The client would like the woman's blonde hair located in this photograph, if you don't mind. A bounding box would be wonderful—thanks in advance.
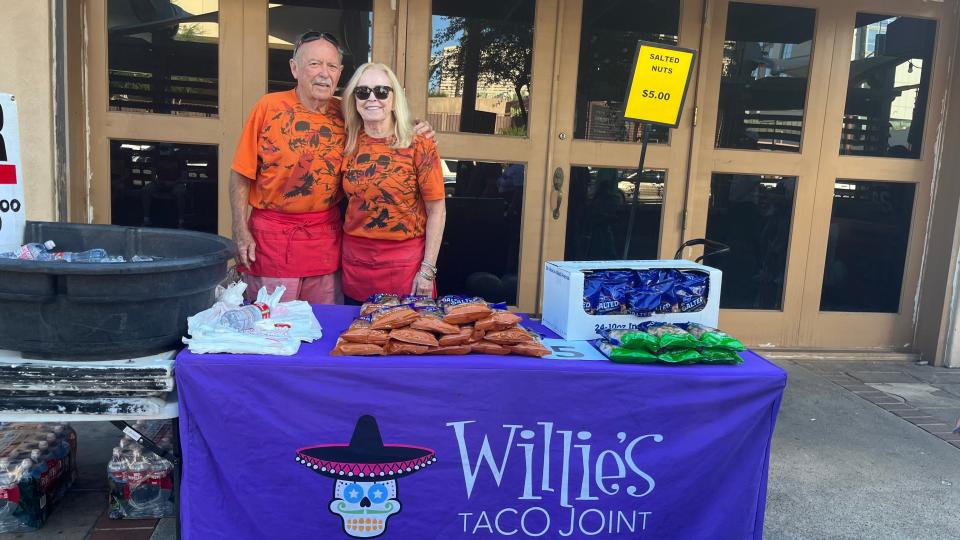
[342,63,413,154]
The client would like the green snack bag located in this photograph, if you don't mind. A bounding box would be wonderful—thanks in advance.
[656,348,703,364]
[610,347,660,364]
[596,340,659,364]
[639,322,699,350]
[599,328,659,353]
[699,347,744,365]
[685,323,746,351]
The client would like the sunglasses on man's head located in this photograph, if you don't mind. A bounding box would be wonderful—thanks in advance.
[354,85,393,100]
[293,31,340,56]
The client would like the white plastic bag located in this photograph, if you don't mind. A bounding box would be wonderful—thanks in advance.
[183,283,323,355]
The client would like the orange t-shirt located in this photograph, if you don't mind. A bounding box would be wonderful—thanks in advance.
[341,133,445,240]
[231,90,345,213]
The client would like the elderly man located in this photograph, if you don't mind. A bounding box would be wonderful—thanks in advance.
[230,31,431,304]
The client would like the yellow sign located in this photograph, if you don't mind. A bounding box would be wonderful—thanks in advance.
[623,41,697,127]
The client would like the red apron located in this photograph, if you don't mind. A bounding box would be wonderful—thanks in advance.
[341,234,432,301]
[243,208,341,278]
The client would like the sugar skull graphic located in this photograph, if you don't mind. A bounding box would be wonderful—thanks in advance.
[296,415,437,538]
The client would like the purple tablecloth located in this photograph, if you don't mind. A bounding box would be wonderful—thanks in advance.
[176,305,786,540]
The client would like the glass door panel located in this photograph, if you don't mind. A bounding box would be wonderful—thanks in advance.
[437,159,525,304]
[565,166,665,261]
[573,0,680,144]
[429,0,535,137]
[107,0,221,116]
[840,14,937,159]
[819,180,915,313]
[715,2,816,152]
[705,174,796,310]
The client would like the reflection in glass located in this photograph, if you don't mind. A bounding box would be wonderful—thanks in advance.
[841,15,936,158]
[574,0,680,144]
[705,174,796,310]
[267,1,373,94]
[565,167,664,261]
[110,140,218,234]
[430,1,534,136]
[107,0,219,116]
[821,181,915,313]
[716,3,816,152]
[437,160,524,304]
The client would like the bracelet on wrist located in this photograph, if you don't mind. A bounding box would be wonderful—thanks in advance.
[417,271,435,281]
[420,261,437,272]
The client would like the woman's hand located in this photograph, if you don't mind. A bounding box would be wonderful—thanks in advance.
[411,272,434,297]
[413,119,436,140]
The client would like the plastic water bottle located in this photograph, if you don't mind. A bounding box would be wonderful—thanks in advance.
[106,447,127,518]
[148,454,174,515]
[42,248,124,263]
[35,442,50,467]
[0,240,56,260]
[0,458,18,533]
[26,450,47,515]
[219,303,271,331]
[127,448,160,516]
[107,448,125,482]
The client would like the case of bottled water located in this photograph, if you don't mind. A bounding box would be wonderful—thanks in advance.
[0,422,77,532]
[107,419,175,519]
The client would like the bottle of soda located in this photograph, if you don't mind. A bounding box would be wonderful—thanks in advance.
[219,303,271,331]
[0,458,19,533]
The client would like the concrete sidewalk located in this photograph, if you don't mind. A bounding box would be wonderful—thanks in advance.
[766,359,960,539]
[2,358,958,539]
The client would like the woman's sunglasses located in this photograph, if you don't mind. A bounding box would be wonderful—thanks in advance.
[354,85,393,100]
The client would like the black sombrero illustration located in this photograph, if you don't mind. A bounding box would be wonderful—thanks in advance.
[295,415,437,479]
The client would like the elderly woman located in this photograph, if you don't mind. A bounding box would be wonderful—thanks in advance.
[339,63,447,303]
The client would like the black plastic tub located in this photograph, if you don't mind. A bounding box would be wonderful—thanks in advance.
[0,221,235,360]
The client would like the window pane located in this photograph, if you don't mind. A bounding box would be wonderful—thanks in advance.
[108,0,219,116]
[430,1,535,137]
[574,0,679,144]
[841,15,936,158]
[438,160,524,304]
[706,174,796,310]
[110,140,218,234]
[565,167,664,260]
[715,3,815,152]
[820,181,915,312]
[267,1,373,95]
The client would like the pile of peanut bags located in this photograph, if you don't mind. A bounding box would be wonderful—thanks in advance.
[332,294,550,357]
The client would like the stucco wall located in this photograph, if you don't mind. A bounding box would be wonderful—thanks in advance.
[0,2,56,222]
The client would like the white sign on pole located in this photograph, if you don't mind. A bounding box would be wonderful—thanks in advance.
[0,93,25,251]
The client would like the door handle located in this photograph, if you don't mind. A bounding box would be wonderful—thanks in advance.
[552,167,564,220]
